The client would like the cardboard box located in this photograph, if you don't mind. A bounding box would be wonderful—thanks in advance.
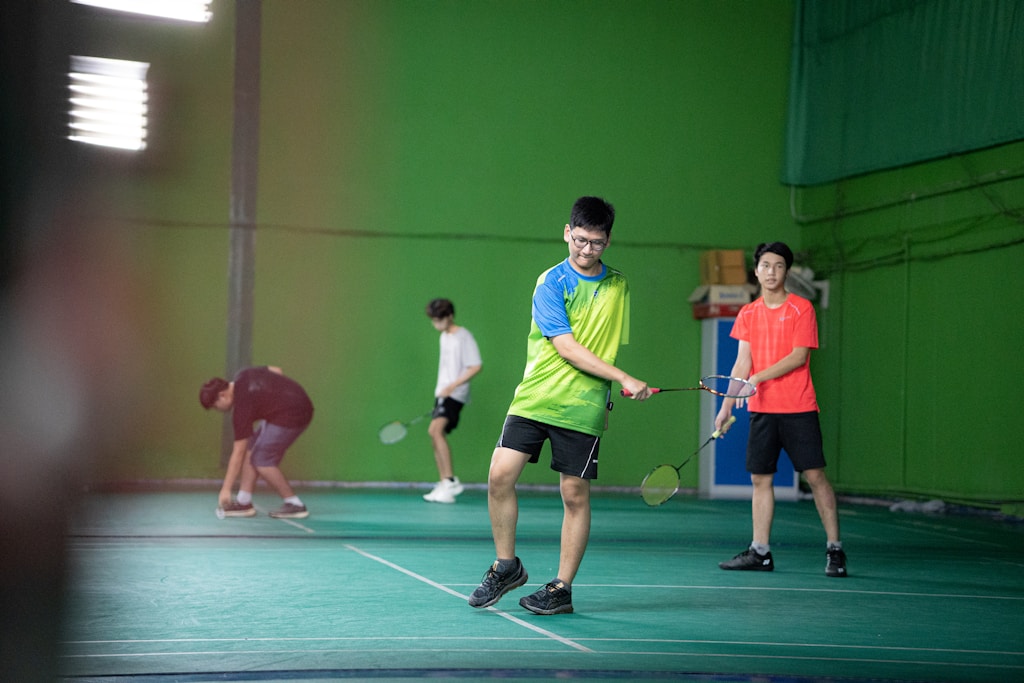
[688,284,756,319]
[700,249,747,285]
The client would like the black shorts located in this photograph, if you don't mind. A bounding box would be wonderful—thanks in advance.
[432,397,465,434]
[747,411,826,474]
[496,415,600,479]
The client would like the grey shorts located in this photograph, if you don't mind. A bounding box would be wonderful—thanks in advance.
[497,415,600,480]
[249,422,306,467]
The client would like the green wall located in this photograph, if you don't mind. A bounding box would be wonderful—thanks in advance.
[796,141,1024,510]
[89,0,797,490]
[77,1,1023,510]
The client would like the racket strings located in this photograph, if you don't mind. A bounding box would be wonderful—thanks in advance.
[640,465,680,506]
[378,421,408,445]
[701,374,756,398]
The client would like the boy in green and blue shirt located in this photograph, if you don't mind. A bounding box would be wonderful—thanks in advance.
[508,258,631,437]
[469,196,652,615]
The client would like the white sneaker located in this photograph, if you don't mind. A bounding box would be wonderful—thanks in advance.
[424,477,463,504]
[446,477,464,496]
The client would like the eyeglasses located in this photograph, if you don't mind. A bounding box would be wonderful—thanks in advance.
[569,231,608,252]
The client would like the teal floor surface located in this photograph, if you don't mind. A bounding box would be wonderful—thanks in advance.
[60,487,1024,682]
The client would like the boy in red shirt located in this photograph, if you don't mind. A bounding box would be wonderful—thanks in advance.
[715,242,846,577]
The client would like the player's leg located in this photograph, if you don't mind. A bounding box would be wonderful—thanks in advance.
[238,448,259,495]
[255,463,308,518]
[250,423,309,518]
[488,445,531,558]
[518,426,597,614]
[804,467,839,541]
[468,444,531,608]
[782,413,846,576]
[780,413,836,540]
[805,467,846,576]
[720,413,778,571]
[221,443,258,517]
[427,415,453,480]
[556,473,591,585]
[751,472,776,546]
[254,464,297,499]
[424,413,461,503]
[425,399,466,503]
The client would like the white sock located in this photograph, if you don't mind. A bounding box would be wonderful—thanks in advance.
[751,542,770,555]
[236,490,253,505]
[284,496,303,507]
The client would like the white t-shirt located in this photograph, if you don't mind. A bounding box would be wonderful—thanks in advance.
[435,326,482,403]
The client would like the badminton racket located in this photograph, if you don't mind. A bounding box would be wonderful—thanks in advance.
[621,374,756,399]
[378,411,433,444]
[640,415,736,506]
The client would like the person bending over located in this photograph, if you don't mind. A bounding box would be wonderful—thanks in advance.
[200,365,313,519]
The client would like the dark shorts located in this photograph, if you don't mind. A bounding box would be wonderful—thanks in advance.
[747,411,826,474]
[249,421,307,468]
[431,397,465,434]
[496,415,600,480]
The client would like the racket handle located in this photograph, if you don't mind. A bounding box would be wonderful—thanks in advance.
[620,388,661,397]
[711,415,737,438]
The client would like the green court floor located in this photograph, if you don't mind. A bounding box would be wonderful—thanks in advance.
[60,486,1024,682]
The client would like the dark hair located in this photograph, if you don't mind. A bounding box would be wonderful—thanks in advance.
[426,298,455,319]
[754,241,794,269]
[199,377,229,409]
[570,196,615,236]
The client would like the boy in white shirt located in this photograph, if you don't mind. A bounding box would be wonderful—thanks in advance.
[424,299,482,503]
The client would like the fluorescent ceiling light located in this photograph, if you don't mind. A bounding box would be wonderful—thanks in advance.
[71,0,212,23]
[68,56,150,151]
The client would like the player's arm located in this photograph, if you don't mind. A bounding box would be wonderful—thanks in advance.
[715,343,811,431]
[749,346,810,385]
[439,364,482,398]
[747,302,815,386]
[460,364,482,384]
[716,340,753,429]
[219,438,249,507]
[549,333,651,400]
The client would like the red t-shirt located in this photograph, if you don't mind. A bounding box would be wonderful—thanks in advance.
[731,293,819,414]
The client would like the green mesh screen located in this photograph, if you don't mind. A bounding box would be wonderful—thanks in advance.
[782,0,1024,186]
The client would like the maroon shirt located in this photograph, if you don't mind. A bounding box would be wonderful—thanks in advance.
[231,367,314,440]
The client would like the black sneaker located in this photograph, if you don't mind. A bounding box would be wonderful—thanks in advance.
[719,548,774,571]
[468,558,528,608]
[221,501,256,518]
[519,580,573,615]
[826,547,847,577]
[269,503,309,519]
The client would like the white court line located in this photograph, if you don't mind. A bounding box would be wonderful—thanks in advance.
[60,645,1024,673]
[343,543,593,653]
[566,583,1024,601]
[445,581,1024,602]
[63,635,1024,657]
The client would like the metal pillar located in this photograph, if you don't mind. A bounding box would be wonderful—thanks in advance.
[222,0,261,464]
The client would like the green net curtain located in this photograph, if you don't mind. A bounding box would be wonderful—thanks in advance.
[782,0,1024,186]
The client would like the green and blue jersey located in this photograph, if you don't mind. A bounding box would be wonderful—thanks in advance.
[507,259,630,436]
